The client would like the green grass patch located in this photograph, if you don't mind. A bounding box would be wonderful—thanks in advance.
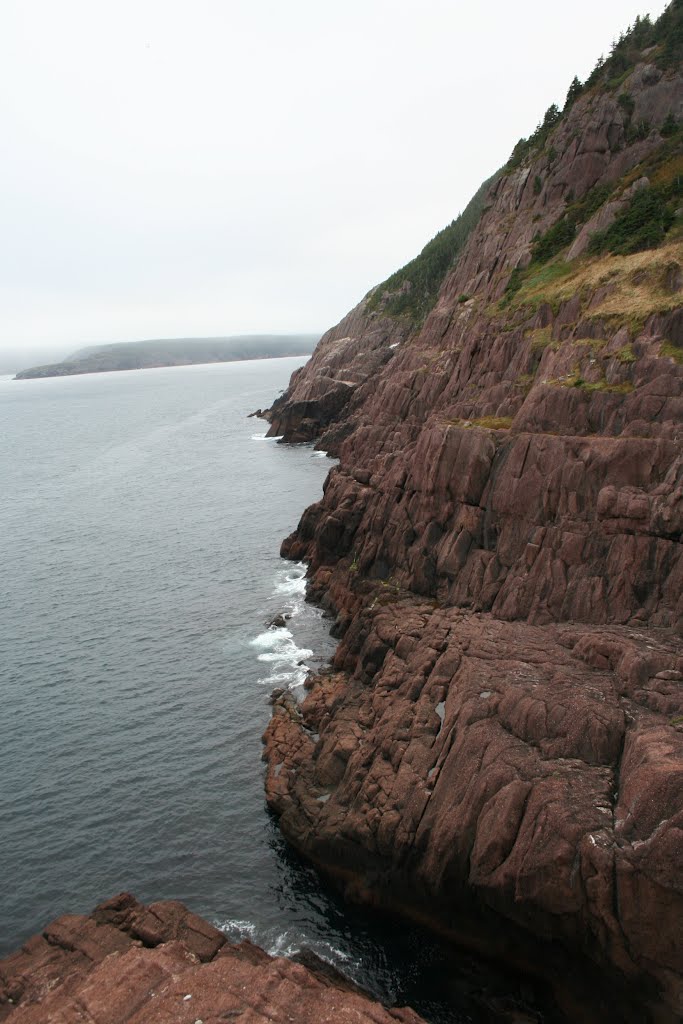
[614,344,637,364]
[574,337,608,354]
[581,379,635,394]
[506,261,574,312]
[544,366,634,394]
[527,326,557,350]
[660,341,683,364]
[516,372,536,390]
[446,416,514,430]
[471,416,514,429]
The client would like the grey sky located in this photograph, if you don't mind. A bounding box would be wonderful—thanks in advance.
[0,0,669,357]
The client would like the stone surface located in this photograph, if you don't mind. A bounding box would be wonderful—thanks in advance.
[259,50,683,1024]
[265,609,682,1007]
[0,895,425,1023]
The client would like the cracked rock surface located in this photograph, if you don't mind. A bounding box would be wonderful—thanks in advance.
[264,607,683,1018]
[260,55,683,1024]
[0,894,425,1024]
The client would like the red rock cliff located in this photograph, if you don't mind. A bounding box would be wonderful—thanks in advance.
[262,19,683,1024]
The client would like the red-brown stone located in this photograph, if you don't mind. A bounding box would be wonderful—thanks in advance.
[0,896,425,1024]
[259,54,683,1024]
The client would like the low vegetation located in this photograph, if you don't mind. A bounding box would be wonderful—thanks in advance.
[527,326,559,350]
[366,172,501,325]
[588,183,680,255]
[507,2,683,170]
[447,416,514,430]
[531,184,613,263]
[505,241,683,326]
[661,340,683,363]
[545,368,634,394]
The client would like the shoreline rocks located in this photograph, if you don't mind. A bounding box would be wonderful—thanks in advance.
[0,894,426,1023]
[263,603,683,1022]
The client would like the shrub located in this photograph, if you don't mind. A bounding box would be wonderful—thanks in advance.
[366,171,500,324]
[661,112,679,138]
[502,267,524,303]
[588,186,675,255]
[626,119,651,143]
[532,217,576,262]
[618,92,635,118]
[530,183,613,263]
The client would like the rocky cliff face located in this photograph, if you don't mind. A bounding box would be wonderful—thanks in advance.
[261,27,683,1024]
[0,895,425,1023]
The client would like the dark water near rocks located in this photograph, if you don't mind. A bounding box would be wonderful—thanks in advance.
[0,359,555,1023]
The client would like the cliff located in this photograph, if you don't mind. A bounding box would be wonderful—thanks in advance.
[0,894,425,1023]
[261,8,683,1023]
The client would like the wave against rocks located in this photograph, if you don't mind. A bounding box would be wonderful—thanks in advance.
[0,894,425,1023]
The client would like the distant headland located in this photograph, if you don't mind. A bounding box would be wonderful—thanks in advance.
[13,334,320,379]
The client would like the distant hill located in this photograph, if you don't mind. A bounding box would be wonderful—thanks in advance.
[14,335,320,379]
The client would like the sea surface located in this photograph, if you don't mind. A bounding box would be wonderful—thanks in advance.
[0,359,553,1023]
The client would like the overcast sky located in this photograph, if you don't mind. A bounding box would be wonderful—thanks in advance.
[0,0,670,360]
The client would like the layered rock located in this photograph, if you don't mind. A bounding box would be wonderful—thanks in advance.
[0,894,425,1023]
[263,300,412,444]
[265,608,683,1022]
[260,44,683,1024]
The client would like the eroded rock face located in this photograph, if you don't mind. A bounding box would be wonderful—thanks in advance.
[259,53,683,1024]
[0,894,425,1023]
[263,300,413,446]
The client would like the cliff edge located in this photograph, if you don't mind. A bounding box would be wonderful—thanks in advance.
[261,8,683,1022]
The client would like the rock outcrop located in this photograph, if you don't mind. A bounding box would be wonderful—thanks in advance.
[0,894,425,1023]
[261,25,683,1024]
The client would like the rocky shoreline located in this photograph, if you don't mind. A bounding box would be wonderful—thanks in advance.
[259,44,683,1024]
[0,894,426,1023]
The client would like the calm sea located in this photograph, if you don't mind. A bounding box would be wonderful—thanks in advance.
[0,358,555,1023]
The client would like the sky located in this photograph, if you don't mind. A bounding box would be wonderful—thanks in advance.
[0,0,671,364]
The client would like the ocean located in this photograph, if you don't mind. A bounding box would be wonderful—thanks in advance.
[0,358,553,1023]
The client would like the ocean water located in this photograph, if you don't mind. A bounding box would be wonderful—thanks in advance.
[0,359,554,1023]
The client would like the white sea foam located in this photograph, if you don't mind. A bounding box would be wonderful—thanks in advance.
[250,621,312,692]
[275,565,307,598]
[219,918,258,942]
[216,918,352,965]
[251,562,325,691]
[251,626,293,650]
